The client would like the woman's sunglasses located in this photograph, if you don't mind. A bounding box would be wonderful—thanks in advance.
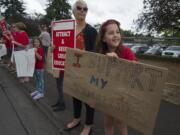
[76,6,88,12]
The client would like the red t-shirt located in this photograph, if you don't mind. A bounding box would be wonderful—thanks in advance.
[118,45,137,61]
[35,47,44,69]
[14,31,29,47]
[11,31,17,40]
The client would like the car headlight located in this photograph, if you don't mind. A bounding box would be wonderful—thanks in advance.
[174,53,178,57]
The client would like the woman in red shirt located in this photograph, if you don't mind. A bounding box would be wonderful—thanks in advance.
[2,31,13,65]
[2,24,16,69]
[12,22,29,50]
[12,22,29,83]
[95,19,136,135]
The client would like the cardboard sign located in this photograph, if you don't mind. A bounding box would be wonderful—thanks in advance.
[163,83,180,105]
[64,48,168,135]
[14,48,35,77]
[46,47,59,78]
[52,19,75,70]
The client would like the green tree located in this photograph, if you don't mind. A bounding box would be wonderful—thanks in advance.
[0,0,26,23]
[122,30,135,37]
[45,0,71,22]
[24,16,41,37]
[135,0,180,37]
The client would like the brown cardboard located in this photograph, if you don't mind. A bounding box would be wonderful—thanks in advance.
[64,48,168,135]
[46,47,59,78]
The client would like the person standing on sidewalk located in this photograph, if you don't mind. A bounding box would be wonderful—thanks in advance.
[2,30,13,68]
[95,19,136,135]
[64,0,97,135]
[51,70,66,111]
[12,22,29,83]
[30,37,45,100]
[39,24,51,60]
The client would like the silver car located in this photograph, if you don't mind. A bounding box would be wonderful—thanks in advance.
[162,46,180,58]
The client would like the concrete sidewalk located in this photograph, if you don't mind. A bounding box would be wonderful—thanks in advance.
[0,67,60,135]
[22,72,111,135]
[1,64,180,135]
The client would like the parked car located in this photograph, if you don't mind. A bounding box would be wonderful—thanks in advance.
[131,45,150,54]
[162,46,180,58]
[144,46,162,55]
[124,43,135,48]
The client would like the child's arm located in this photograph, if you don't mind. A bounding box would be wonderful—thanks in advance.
[35,48,43,60]
[106,52,119,58]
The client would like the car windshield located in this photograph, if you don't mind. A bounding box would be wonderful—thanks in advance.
[131,46,140,51]
[146,48,157,53]
[166,46,180,51]
[126,44,134,48]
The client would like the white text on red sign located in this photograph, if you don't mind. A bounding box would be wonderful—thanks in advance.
[56,31,71,37]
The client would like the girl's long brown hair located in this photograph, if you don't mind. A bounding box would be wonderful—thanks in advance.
[95,19,122,56]
[32,37,43,47]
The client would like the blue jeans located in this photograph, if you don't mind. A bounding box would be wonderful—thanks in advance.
[34,69,44,94]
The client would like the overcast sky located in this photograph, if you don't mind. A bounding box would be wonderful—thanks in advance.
[23,0,144,31]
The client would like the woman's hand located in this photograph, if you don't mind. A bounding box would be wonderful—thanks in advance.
[50,44,55,53]
[12,40,25,48]
[34,48,37,52]
[11,40,19,46]
[88,100,96,108]
[2,30,10,35]
[11,40,16,45]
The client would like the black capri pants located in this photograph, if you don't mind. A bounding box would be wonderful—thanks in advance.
[73,97,94,125]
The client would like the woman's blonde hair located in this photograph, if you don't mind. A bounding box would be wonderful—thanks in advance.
[15,22,26,30]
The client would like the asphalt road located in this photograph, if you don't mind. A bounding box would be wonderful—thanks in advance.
[0,66,60,135]
[0,84,27,135]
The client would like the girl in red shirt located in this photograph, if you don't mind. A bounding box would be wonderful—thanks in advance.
[95,19,136,135]
[30,37,45,100]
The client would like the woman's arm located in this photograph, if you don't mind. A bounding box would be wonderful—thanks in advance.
[12,40,26,48]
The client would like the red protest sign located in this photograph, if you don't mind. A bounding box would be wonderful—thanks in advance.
[0,16,7,32]
[52,19,76,70]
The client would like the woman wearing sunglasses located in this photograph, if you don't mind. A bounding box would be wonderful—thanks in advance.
[64,0,97,135]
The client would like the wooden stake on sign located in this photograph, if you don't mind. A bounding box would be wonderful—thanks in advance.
[64,48,168,135]
[46,47,59,78]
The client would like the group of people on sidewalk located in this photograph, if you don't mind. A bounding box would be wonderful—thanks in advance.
[0,0,137,135]
[1,22,51,100]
